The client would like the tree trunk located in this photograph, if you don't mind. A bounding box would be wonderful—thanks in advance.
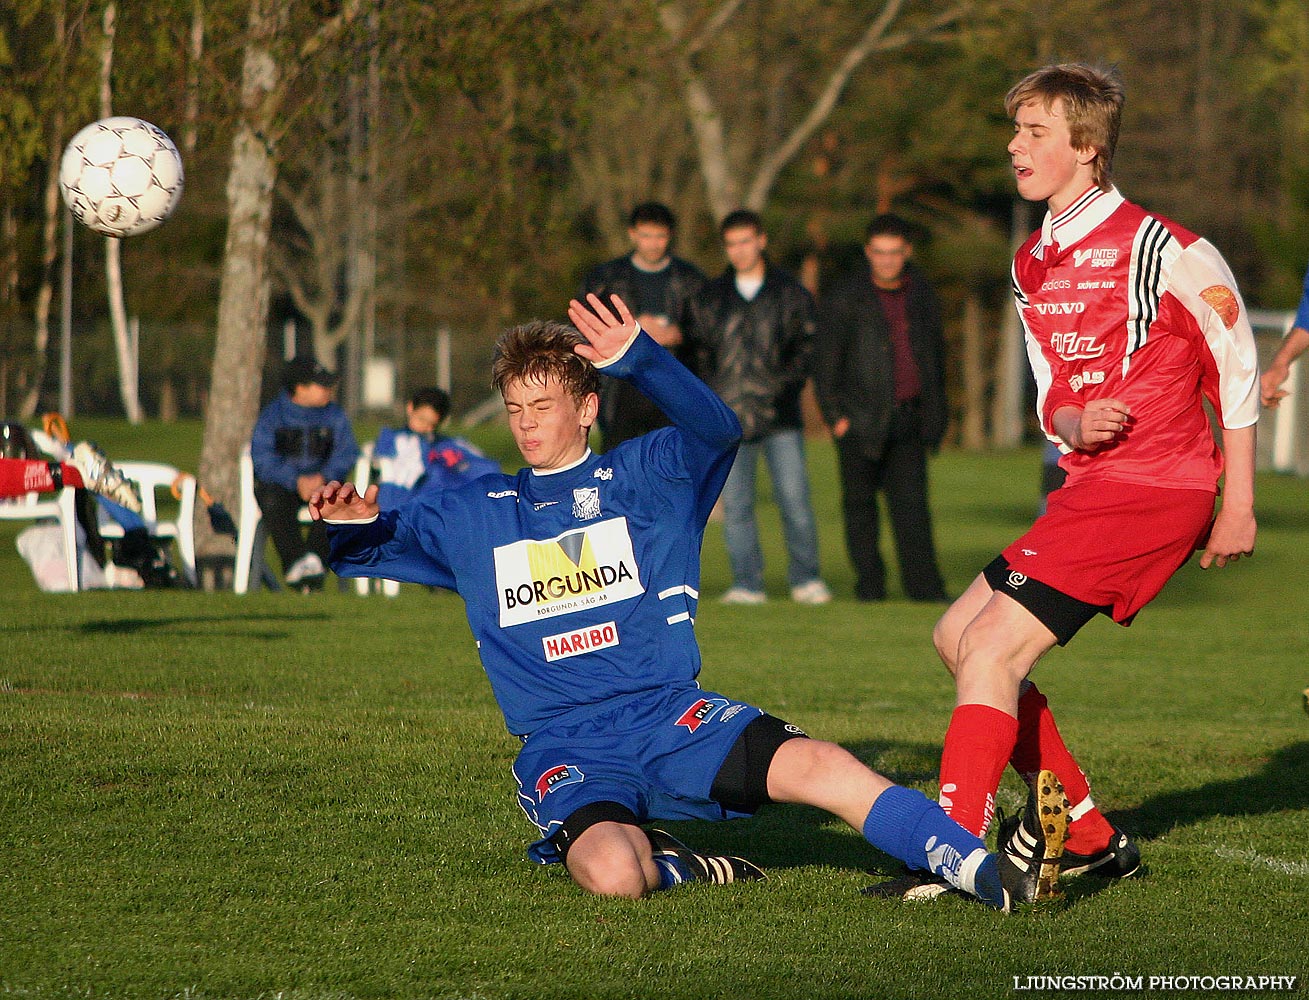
[195,0,283,558]
[960,292,987,451]
[658,3,738,220]
[100,1,144,424]
[183,0,205,157]
[20,1,67,420]
[989,197,1032,448]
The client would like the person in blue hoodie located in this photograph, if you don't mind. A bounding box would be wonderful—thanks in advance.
[250,356,359,590]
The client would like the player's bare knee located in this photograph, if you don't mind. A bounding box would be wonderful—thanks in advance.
[932,616,961,675]
[955,615,1033,689]
[564,825,651,899]
[568,857,648,899]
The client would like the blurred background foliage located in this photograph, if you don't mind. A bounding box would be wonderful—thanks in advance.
[2,0,1307,432]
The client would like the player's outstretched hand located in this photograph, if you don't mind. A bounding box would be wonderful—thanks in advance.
[308,480,379,523]
[1260,365,1290,409]
[1199,504,1256,570]
[569,293,639,365]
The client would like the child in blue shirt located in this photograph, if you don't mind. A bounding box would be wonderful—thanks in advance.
[372,387,499,511]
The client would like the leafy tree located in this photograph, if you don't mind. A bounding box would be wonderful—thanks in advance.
[1244,0,1309,306]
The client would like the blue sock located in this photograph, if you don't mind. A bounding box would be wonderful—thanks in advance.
[862,785,1002,906]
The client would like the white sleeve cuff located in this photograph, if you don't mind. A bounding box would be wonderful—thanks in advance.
[592,323,643,370]
[323,513,379,526]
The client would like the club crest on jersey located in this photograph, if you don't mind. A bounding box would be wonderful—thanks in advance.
[675,697,730,732]
[535,764,584,801]
[1199,285,1240,329]
[494,517,644,627]
[573,486,601,520]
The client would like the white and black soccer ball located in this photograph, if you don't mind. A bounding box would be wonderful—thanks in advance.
[59,116,184,237]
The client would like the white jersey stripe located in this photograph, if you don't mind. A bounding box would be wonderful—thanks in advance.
[658,585,699,600]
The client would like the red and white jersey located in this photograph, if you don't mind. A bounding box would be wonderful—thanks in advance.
[1013,186,1259,492]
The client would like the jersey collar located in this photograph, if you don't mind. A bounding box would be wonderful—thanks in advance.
[530,448,594,477]
[1033,185,1124,260]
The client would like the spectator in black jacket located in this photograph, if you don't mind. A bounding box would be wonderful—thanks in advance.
[691,209,830,606]
[815,214,949,602]
[579,202,706,451]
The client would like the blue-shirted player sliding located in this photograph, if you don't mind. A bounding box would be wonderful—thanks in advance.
[310,293,1069,908]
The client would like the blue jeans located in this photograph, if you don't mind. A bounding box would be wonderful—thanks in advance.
[719,427,821,592]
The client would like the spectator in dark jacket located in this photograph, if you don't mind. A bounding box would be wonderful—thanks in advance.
[580,202,706,451]
[250,356,359,590]
[815,213,949,602]
[690,209,830,606]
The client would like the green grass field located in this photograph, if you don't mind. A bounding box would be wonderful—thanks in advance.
[1,422,1306,999]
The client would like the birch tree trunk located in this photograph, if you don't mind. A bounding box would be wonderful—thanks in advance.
[194,0,362,558]
[960,292,987,451]
[989,198,1033,448]
[100,1,143,424]
[183,0,205,157]
[194,0,283,557]
[20,1,66,420]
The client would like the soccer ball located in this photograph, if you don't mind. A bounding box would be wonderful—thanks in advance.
[59,117,184,237]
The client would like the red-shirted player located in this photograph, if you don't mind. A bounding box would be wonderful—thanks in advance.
[870,64,1259,901]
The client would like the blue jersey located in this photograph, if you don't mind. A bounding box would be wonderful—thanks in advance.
[328,332,741,736]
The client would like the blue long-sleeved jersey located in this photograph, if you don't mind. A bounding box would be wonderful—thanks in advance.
[328,331,741,736]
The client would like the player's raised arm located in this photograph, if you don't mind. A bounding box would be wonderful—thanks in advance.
[568,293,639,365]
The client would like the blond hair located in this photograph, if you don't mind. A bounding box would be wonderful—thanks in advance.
[1005,63,1124,190]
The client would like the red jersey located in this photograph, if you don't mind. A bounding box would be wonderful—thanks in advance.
[1013,186,1259,492]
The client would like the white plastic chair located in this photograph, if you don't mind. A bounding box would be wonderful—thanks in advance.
[2,428,82,590]
[349,444,394,595]
[95,461,198,587]
[346,443,399,596]
[234,443,372,594]
[0,480,80,591]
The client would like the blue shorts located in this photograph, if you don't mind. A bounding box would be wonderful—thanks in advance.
[514,686,765,865]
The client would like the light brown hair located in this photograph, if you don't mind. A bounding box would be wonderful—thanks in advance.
[491,320,601,404]
[1005,63,1124,190]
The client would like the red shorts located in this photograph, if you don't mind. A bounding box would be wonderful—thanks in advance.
[1001,479,1215,625]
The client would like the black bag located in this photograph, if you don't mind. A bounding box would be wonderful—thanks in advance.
[112,528,185,588]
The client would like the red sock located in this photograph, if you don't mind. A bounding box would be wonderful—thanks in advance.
[938,704,1019,836]
[0,458,83,497]
[1011,684,1114,854]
